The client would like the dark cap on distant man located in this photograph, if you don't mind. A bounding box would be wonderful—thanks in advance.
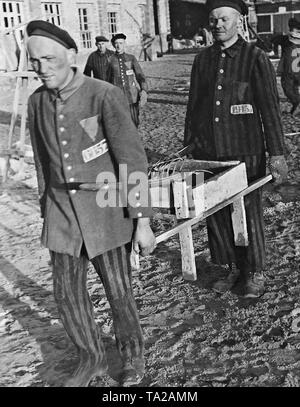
[95,35,109,43]
[26,20,78,53]
[205,0,248,16]
[111,33,127,45]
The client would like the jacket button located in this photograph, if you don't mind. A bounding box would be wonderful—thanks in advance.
[59,114,64,120]
[62,140,67,146]
[136,202,141,207]
[215,117,220,122]
[70,190,76,195]
[60,127,65,132]
[216,100,221,105]
[219,69,224,74]
[217,85,222,90]
[69,177,75,182]
[221,53,226,57]
[67,165,72,171]
[64,153,69,159]
[137,212,143,218]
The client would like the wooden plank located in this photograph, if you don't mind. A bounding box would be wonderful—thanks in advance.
[192,163,248,216]
[231,197,248,246]
[173,179,190,219]
[178,226,197,281]
[156,175,272,244]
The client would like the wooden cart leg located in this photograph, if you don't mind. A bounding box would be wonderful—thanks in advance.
[231,197,248,246]
[173,180,197,281]
[178,226,197,281]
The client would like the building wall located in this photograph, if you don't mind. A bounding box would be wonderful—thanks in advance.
[255,0,300,36]
[0,0,171,69]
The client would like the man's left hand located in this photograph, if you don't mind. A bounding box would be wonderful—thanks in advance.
[268,155,288,185]
[133,218,156,257]
[139,90,148,108]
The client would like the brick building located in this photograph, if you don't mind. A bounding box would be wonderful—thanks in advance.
[0,0,171,70]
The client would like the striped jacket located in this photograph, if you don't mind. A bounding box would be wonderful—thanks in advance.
[83,49,114,81]
[184,36,285,158]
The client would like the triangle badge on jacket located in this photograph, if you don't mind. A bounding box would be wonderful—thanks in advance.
[79,115,99,142]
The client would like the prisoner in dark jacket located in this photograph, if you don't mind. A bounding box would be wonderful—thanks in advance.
[107,33,148,127]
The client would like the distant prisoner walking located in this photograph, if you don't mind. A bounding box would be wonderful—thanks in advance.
[26,20,156,387]
[107,33,148,127]
[184,0,288,298]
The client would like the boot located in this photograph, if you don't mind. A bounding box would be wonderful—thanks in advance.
[212,263,240,294]
[233,272,265,299]
[119,356,145,387]
[64,356,108,387]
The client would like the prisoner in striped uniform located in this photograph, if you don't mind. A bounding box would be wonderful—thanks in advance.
[83,36,114,82]
[107,33,148,127]
[26,20,156,387]
[184,0,288,298]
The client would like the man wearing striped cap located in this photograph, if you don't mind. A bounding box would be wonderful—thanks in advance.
[184,0,288,298]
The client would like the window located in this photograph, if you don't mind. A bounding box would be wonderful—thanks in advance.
[107,11,118,35]
[42,2,62,26]
[0,1,24,29]
[78,7,92,48]
[257,14,271,33]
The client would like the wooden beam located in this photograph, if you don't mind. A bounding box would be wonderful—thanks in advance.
[156,175,272,244]
[231,197,248,246]
[192,163,248,216]
[178,226,197,281]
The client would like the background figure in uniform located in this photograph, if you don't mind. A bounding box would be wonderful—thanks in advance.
[26,20,156,387]
[184,0,288,299]
[83,35,114,82]
[107,33,148,127]
[166,32,174,53]
[271,17,300,115]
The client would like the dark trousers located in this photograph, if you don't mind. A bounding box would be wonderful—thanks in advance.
[206,154,266,275]
[50,245,144,366]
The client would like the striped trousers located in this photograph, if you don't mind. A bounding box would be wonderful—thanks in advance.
[129,103,140,127]
[206,154,266,275]
[50,245,144,366]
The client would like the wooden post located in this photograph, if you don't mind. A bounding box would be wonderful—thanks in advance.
[231,197,248,246]
[173,180,197,281]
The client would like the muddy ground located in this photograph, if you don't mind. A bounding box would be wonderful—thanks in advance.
[0,53,299,387]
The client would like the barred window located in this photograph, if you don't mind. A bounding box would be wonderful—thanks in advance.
[78,7,92,48]
[42,2,62,26]
[108,11,118,35]
[257,15,271,33]
[0,1,24,29]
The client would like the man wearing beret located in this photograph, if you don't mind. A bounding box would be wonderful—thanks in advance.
[107,33,148,127]
[26,20,156,387]
[184,0,288,298]
[271,17,300,115]
[83,36,114,82]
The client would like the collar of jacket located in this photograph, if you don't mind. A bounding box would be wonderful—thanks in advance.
[211,35,244,58]
[49,67,85,103]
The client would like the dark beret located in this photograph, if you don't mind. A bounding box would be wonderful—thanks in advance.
[111,33,127,45]
[288,17,300,31]
[95,35,109,43]
[205,0,248,16]
[26,20,78,53]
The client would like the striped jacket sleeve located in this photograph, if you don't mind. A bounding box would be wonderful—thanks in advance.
[253,50,285,156]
